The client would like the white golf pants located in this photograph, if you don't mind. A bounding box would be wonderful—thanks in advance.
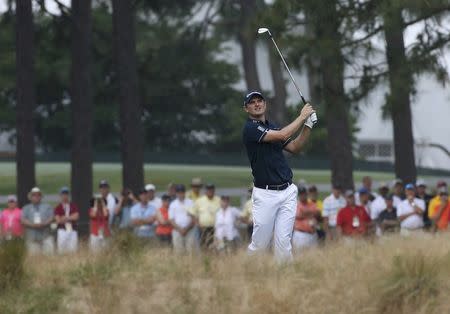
[248,184,298,262]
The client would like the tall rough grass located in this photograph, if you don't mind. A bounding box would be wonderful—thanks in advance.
[2,234,450,313]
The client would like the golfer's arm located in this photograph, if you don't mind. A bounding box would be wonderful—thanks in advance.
[263,115,305,143]
[284,126,311,154]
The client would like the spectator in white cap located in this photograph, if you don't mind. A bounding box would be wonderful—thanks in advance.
[145,184,162,210]
[98,180,118,226]
[187,177,203,201]
[21,187,55,254]
[0,195,23,240]
[415,179,432,229]
[54,187,79,254]
[397,183,425,236]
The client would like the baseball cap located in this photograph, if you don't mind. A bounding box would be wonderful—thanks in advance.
[332,183,342,190]
[378,182,389,190]
[145,184,156,191]
[191,177,203,186]
[7,195,17,202]
[161,194,171,201]
[243,91,264,106]
[416,179,426,187]
[60,186,70,194]
[298,185,307,194]
[205,183,215,189]
[405,183,415,190]
[437,181,447,188]
[175,184,186,193]
[385,194,394,201]
[30,187,41,194]
[345,189,355,197]
[221,195,230,201]
[99,180,109,188]
[358,187,369,194]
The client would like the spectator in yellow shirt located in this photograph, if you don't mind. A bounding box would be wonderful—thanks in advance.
[240,184,254,240]
[308,185,323,213]
[428,181,447,219]
[429,187,450,231]
[188,183,220,249]
[186,177,203,201]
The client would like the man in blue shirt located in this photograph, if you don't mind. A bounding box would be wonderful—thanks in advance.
[130,188,157,239]
[242,91,316,262]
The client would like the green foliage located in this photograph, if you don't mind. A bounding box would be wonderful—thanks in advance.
[0,286,65,314]
[0,1,242,152]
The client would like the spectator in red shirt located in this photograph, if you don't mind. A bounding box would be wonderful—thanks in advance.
[54,187,80,253]
[337,190,371,238]
[156,194,173,245]
[89,196,110,251]
[0,195,23,240]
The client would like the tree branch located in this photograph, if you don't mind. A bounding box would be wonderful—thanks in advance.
[341,25,383,48]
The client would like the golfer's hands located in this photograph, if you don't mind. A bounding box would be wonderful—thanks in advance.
[299,103,314,121]
[300,103,317,128]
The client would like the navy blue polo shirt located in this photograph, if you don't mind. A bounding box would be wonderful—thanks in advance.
[242,118,293,186]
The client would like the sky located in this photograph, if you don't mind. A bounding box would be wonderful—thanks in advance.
[2,0,449,169]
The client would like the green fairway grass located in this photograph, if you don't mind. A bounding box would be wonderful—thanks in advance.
[0,162,444,195]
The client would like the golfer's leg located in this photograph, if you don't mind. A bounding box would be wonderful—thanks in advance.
[273,184,298,262]
[248,187,278,254]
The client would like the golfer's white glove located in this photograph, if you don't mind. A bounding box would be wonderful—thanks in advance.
[304,113,318,129]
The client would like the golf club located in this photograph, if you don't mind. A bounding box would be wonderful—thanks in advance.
[258,27,317,124]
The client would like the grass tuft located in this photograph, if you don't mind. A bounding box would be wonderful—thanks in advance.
[375,252,441,314]
[0,238,26,292]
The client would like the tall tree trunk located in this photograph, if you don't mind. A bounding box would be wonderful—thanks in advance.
[112,0,144,192]
[316,3,354,190]
[70,0,93,235]
[15,0,36,206]
[238,0,262,92]
[383,7,417,183]
[268,50,287,125]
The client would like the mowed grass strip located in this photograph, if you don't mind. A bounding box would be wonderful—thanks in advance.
[0,161,421,195]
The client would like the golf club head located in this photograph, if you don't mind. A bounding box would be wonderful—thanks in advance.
[257,27,272,36]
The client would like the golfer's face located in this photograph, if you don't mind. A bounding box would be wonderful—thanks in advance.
[245,97,266,116]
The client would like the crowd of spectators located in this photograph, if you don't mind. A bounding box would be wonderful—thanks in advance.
[1,176,449,256]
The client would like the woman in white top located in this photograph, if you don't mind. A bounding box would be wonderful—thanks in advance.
[214,196,241,252]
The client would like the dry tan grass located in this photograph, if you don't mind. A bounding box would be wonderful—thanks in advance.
[4,234,450,314]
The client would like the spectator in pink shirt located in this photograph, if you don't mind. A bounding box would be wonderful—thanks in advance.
[0,195,23,240]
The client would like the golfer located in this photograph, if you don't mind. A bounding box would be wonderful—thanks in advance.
[242,91,316,262]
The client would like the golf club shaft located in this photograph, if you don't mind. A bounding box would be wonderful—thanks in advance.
[270,37,306,105]
[269,36,317,123]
